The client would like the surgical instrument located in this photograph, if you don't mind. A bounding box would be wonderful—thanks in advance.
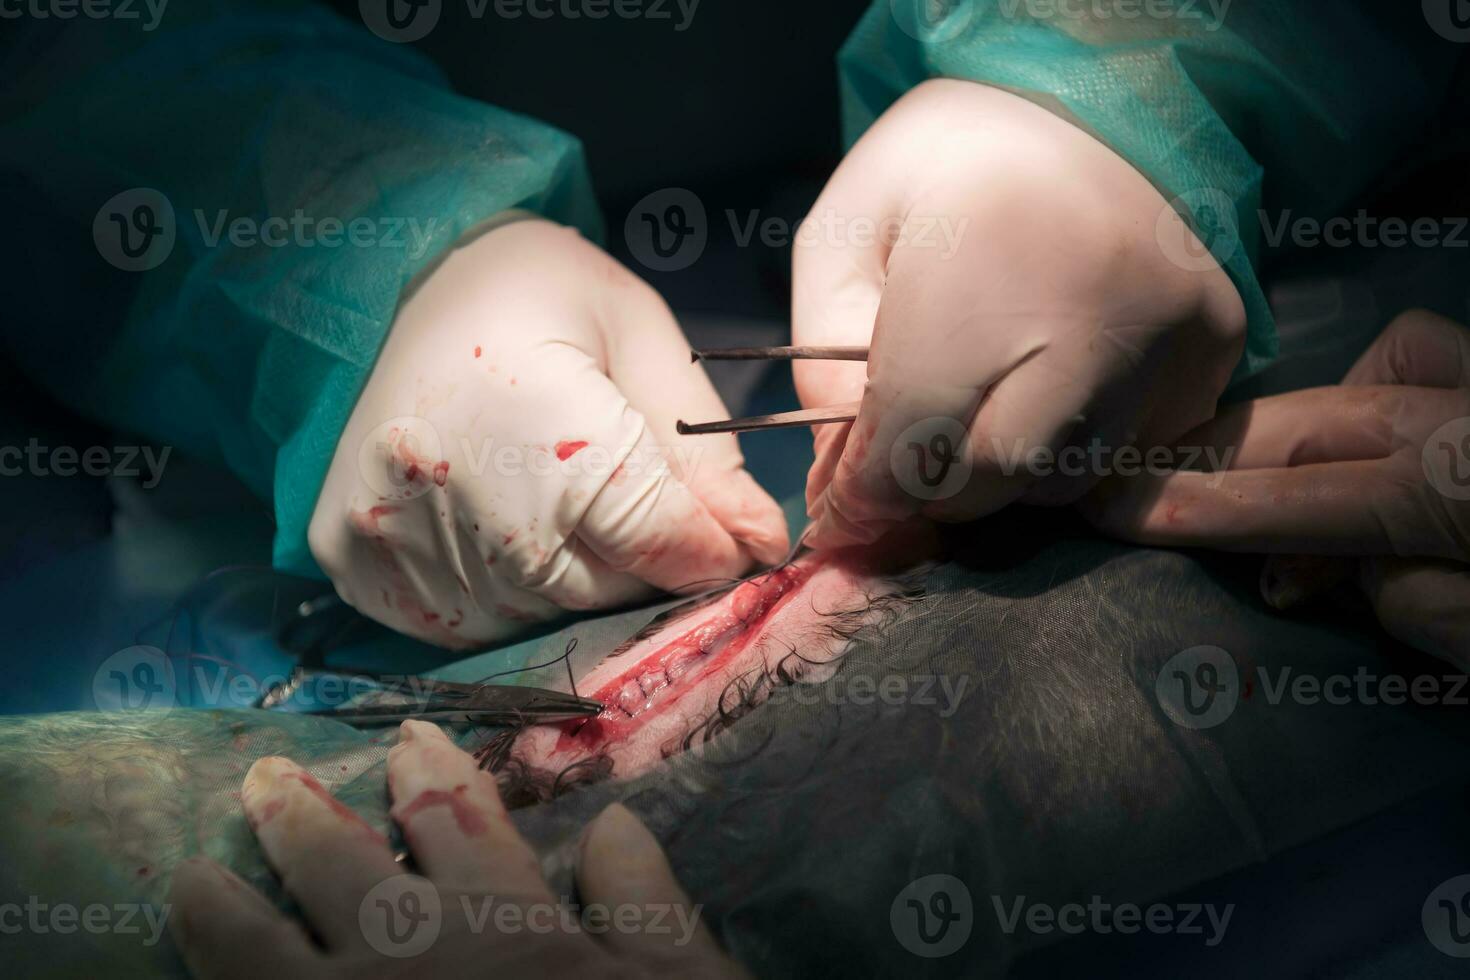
[677,345,869,435]
[257,662,603,727]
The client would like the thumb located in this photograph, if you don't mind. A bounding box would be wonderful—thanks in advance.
[576,804,733,968]
[806,421,853,517]
[1359,557,1470,669]
[601,271,789,566]
[791,190,888,525]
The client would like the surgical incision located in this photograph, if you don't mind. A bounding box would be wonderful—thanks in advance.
[482,551,926,803]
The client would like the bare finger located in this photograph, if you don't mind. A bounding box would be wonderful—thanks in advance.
[1360,557,1470,670]
[1086,461,1419,556]
[1345,309,1470,388]
[576,804,737,973]
[241,756,401,953]
[387,720,552,899]
[168,857,321,980]
[1177,386,1404,470]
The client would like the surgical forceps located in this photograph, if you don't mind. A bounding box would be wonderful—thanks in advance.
[257,594,603,727]
[676,345,869,435]
[259,668,603,727]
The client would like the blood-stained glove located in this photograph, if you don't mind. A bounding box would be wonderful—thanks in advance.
[310,219,788,648]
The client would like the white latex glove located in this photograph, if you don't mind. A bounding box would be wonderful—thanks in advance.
[792,79,1247,549]
[168,721,747,979]
[310,219,788,649]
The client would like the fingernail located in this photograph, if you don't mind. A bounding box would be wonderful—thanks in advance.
[399,719,449,743]
[243,756,299,793]
[582,802,645,854]
[581,804,674,904]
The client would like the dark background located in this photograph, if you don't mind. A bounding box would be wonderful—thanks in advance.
[325,0,876,318]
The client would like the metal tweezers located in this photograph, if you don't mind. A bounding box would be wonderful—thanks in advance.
[258,664,603,727]
[676,345,869,435]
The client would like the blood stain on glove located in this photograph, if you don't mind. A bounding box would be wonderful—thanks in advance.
[495,603,538,623]
[555,440,588,461]
[392,438,450,489]
[349,504,400,535]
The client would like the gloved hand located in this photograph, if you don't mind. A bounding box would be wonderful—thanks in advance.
[310,219,788,648]
[1086,309,1470,667]
[168,720,747,979]
[792,79,1247,549]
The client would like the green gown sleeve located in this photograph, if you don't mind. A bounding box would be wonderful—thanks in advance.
[0,0,603,577]
[840,3,1462,379]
